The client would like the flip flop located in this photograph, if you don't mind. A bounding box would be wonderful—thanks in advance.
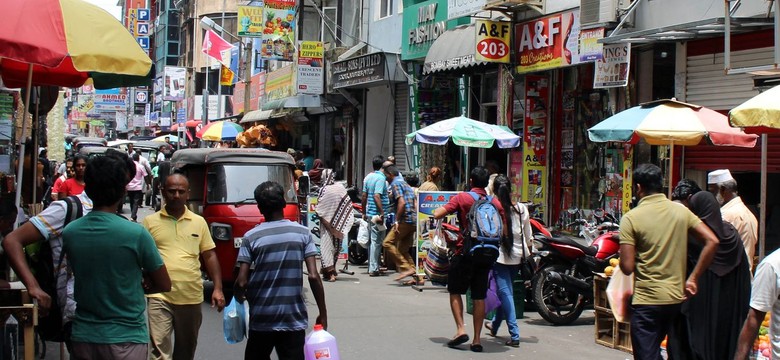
[470,344,483,352]
[447,334,469,348]
[484,322,496,337]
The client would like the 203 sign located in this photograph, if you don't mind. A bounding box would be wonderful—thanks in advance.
[477,39,508,60]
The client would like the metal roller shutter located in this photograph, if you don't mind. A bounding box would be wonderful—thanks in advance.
[393,83,409,172]
[685,47,771,110]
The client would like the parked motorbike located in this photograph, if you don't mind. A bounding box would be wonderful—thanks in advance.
[530,208,620,325]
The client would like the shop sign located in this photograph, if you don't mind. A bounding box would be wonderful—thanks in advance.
[594,43,631,88]
[237,6,264,37]
[447,0,486,20]
[297,41,324,95]
[163,66,186,101]
[475,20,510,63]
[402,0,467,60]
[579,27,604,62]
[258,0,297,61]
[265,64,296,101]
[515,9,582,74]
[93,93,128,111]
[332,53,386,89]
[522,75,549,216]
[416,191,460,274]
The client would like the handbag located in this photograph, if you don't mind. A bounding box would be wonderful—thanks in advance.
[424,220,450,285]
[515,203,537,281]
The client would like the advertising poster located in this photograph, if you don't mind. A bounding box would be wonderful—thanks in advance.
[265,64,296,101]
[509,148,524,203]
[416,191,459,275]
[594,43,631,88]
[237,6,264,37]
[297,41,324,95]
[579,27,604,62]
[515,9,581,74]
[522,75,549,215]
[622,145,634,215]
[163,66,186,101]
[259,0,297,61]
[475,20,511,64]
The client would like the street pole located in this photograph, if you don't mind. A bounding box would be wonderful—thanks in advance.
[202,65,209,148]
[244,39,252,112]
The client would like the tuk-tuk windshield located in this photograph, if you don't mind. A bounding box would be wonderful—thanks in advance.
[206,164,295,203]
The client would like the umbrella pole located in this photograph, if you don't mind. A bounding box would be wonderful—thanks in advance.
[668,142,674,198]
[760,134,768,261]
[14,64,33,219]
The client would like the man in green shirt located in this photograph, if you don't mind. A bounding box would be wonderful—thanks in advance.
[619,164,719,360]
[63,154,171,359]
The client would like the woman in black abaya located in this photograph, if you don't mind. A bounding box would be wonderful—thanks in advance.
[668,184,751,360]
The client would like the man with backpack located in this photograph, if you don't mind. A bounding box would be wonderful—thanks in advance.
[1,148,130,349]
[433,166,505,353]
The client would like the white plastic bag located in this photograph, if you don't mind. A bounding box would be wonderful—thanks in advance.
[357,219,369,249]
[606,265,634,323]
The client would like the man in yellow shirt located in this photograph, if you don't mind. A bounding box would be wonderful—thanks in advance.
[708,169,759,270]
[619,164,719,360]
[143,173,225,360]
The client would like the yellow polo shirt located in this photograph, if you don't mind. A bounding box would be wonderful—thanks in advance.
[619,194,702,305]
[143,207,215,305]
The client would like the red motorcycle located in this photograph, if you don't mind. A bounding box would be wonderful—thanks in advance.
[530,209,620,325]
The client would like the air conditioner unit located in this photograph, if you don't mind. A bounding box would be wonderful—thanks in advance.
[581,0,629,26]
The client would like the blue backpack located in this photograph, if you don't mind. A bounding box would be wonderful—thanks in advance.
[464,192,502,265]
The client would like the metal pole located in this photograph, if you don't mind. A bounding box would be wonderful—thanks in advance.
[15,65,34,214]
[668,143,674,198]
[202,64,209,147]
[243,40,252,112]
[760,133,768,261]
[217,2,225,120]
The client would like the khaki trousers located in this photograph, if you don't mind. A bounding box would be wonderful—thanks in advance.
[148,298,203,360]
[383,222,416,273]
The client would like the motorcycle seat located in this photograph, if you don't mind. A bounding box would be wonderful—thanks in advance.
[550,235,598,257]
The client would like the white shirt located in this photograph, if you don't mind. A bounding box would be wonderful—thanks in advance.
[157,152,165,163]
[722,196,758,269]
[750,249,780,359]
[497,203,533,265]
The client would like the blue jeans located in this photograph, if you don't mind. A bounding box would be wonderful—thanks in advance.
[368,221,385,273]
[491,263,520,341]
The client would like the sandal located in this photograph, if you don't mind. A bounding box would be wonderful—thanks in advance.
[484,322,496,337]
[470,344,483,352]
[505,339,520,348]
[447,334,469,348]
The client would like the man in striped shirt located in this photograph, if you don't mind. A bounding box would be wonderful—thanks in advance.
[235,181,328,360]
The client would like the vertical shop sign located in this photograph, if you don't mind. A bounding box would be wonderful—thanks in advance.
[416,191,459,275]
[238,6,264,37]
[457,76,467,116]
[475,20,511,64]
[515,9,581,74]
[163,66,186,101]
[297,41,324,94]
[408,63,420,172]
[522,75,549,215]
[594,43,631,88]
[259,0,297,61]
[622,145,633,215]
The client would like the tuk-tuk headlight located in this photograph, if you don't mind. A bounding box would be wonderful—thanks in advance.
[210,223,232,241]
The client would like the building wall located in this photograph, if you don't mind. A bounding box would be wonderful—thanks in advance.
[545,0,579,14]
[631,0,768,31]
[368,0,403,54]
[361,85,395,175]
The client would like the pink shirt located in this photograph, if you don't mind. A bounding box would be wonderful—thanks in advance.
[126,162,147,191]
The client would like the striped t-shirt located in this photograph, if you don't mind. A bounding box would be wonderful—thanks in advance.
[237,219,318,332]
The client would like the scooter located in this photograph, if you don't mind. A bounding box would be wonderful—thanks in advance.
[530,209,620,325]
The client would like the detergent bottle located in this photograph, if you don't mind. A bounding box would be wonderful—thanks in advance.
[304,324,340,360]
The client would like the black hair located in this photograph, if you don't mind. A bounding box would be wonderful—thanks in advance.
[132,152,140,162]
[492,174,514,257]
[470,166,490,188]
[254,181,286,218]
[105,148,136,183]
[383,164,398,177]
[73,153,88,165]
[85,155,131,207]
[403,172,420,187]
[633,164,663,194]
[372,155,385,171]
[671,179,702,201]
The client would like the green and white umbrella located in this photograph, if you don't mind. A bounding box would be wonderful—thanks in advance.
[405,116,520,149]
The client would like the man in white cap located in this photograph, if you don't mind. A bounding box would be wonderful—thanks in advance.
[708,169,758,269]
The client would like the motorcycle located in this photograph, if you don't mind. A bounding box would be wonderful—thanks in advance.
[530,208,620,325]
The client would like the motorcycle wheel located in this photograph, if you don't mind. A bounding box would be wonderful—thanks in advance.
[348,242,368,265]
[532,264,586,325]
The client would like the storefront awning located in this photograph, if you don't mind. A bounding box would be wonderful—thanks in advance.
[262,94,322,111]
[598,17,773,44]
[423,24,487,75]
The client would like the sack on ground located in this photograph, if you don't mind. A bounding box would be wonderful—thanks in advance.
[356,219,369,249]
[606,265,634,323]
[223,297,247,344]
[464,192,502,266]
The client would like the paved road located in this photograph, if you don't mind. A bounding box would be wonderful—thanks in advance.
[43,205,633,359]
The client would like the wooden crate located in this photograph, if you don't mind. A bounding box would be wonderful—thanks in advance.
[615,320,633,354]
[593,275,610,312]
[594,309,616,349]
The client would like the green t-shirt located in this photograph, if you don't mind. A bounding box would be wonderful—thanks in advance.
[63,211,164,344]
[619,194,702,305]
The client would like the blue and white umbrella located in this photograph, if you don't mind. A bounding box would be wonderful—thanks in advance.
[405,116,520,149]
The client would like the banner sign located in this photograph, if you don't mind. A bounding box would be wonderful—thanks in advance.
[402,0,468,60]
[332,53,386,89]
[415,191,459,275]
[594,43,631,88]
[93,94,128,111]
[475,20,510,63]
[579,27,604,62]
[259,0,297,61]
[447,0,486,20]
[515,9,582,74]
[238,6,264,37]
[522,75,549,217]
[163,66,186,101]
[297,41,324,95]
[265,64,295,101]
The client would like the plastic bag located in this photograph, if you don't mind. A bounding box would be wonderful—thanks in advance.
[606,265,634,323]
[223,297,247,344]
[485,270,501,314]
[356,219,369,249]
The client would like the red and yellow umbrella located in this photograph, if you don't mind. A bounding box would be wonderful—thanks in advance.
[0,0,153,89]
